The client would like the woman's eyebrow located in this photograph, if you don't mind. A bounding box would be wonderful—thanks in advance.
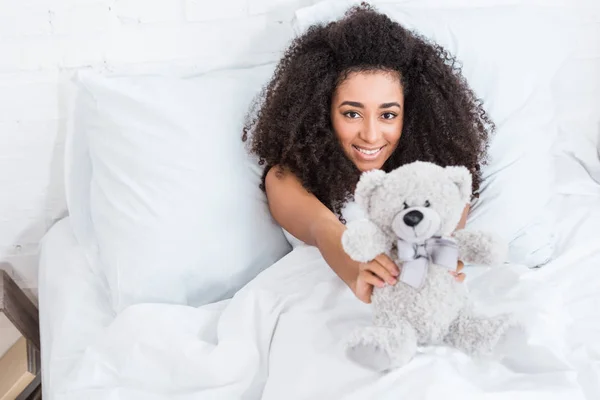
[338,101,401,109]
[380,102,401,109]
[339,101,364,108]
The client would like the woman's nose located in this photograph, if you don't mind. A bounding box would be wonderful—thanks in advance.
[359,117,380,143]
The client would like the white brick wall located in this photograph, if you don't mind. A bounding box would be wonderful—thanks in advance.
[0,0,317,290]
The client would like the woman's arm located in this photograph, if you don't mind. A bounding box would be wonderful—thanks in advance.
[453,203,470,281]
[264,166,360,287]
[264,166,468,294]
[456,204,470,231]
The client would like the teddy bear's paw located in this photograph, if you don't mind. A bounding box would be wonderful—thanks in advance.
[479,232,509,265]
[347,341,392,372]
[346,323,417,371]
[453,230,508,266]
[445,311,513,356]
[341,219,392,263]
[469,314,512,355]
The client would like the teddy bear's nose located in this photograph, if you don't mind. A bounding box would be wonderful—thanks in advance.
[403,210,424,227]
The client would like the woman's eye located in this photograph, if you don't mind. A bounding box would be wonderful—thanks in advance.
[382,112,397,120]
[344,111,360,119]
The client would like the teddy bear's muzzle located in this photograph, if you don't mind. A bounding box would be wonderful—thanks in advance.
[392,207,442,243]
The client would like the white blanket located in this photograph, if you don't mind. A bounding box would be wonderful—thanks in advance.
[50,204,600,400]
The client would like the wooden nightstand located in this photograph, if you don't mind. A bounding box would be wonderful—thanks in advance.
[0,269,42,400]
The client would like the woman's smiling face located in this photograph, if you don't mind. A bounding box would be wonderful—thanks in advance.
[331,69,405,172]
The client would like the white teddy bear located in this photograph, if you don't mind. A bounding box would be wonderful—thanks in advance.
[342,161,512,371]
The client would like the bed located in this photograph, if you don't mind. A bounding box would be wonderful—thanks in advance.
[38,1,600,399]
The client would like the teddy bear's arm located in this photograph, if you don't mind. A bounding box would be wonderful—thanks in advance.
[452,229,508,266]
[341,220,394,263]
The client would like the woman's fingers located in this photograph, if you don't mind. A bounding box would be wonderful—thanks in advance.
[354,270,382,303]
[365,259,398,286]
[374,254,400,277]
[455,261,465,281]
[359,269,386,288]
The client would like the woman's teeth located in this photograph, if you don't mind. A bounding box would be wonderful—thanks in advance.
[356,146,382,155]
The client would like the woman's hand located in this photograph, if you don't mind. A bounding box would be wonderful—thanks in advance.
[351,254,399,303]
[350,257,467,303]
[452,260,466,282]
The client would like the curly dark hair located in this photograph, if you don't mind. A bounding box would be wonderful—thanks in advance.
[242,2,494,218]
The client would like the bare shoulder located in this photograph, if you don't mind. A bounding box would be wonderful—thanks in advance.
[265,165,300,191]
[265,164,287,182]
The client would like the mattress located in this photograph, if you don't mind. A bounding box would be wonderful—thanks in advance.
[38,142,600,400]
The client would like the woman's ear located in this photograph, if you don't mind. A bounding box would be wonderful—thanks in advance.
[444,166,473,204]
[354,169,387,211]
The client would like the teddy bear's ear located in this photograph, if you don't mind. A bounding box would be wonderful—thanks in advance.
[445,166,473,204]
[354,169,387,210]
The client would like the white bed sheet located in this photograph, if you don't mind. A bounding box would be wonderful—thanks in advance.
[40,165,600,400]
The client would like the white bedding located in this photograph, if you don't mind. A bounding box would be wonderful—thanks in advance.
[40,149,600,400]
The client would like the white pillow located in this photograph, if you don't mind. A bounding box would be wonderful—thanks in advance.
[292,1,571,266]
[66,63,292,312]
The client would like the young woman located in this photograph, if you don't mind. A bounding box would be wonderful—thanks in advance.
[242,4,493,304]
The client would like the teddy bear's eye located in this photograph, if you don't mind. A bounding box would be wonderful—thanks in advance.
[403,202,409,210]
[424,200,431,207]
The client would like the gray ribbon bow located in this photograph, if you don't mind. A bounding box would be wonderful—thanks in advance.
[396,236,459,289]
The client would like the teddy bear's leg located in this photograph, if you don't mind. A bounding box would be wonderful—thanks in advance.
[346,319,417,372]
[443,307,512,356]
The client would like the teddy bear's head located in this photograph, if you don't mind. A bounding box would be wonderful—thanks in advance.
[354,161,472,243]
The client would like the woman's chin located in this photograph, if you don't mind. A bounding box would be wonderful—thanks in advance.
[344,147,391,171]
[353,158,386,172]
